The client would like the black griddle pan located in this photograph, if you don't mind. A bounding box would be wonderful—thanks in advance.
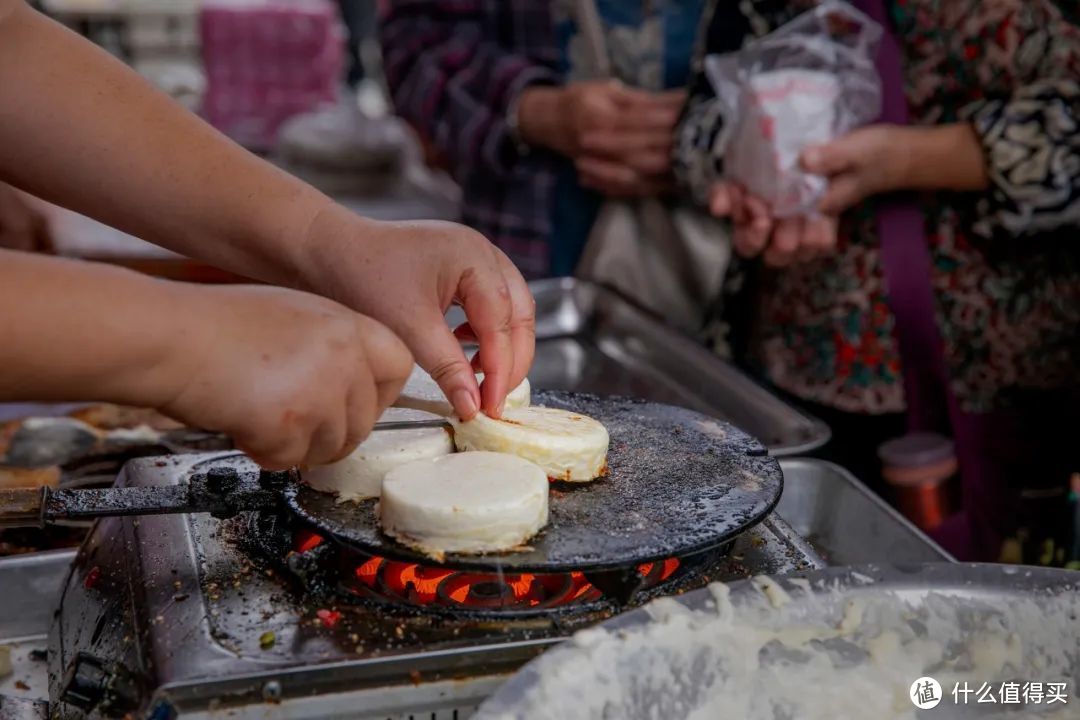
[287,391,783,573]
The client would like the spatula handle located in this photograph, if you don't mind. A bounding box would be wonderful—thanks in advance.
[0,487,45,529]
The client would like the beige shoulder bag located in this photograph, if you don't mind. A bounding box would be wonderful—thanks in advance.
[571,0,730,333]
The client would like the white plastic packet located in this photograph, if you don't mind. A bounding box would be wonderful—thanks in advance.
[705,1,883,217]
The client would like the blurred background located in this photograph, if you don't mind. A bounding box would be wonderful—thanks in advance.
[25,0,458,281]
[6,0,1076,567]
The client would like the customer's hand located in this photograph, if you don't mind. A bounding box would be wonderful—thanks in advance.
[708,182,839,267]
[0,184,51,253]
[296,209,535,421]
[801,123,989,214]
[156,284,413,470]
[801,125,912,215]
[518,81,684,197]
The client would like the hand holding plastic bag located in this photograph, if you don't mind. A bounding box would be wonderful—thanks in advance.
[705,1,883,217]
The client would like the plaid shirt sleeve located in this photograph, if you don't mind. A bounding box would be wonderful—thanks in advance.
[380,1,559,181]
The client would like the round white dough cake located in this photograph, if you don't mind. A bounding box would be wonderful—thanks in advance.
[379,451,549,560]
[397,364,531,416]
[451,406,609,482]
[302,408,453,502]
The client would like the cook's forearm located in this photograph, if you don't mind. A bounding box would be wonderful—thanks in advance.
[0,249,189,406]
[0,1,332,288]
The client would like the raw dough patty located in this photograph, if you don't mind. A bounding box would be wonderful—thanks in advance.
[451,406,609,482]
[396,365,530,416]
[379,451,549,560]
[302,408,453,502]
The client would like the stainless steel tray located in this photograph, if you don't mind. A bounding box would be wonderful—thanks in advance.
[777,458,952,565]
[451,278,829,456]
[0,550,74,705]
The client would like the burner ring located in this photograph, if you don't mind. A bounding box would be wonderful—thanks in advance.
[436,573,541,610]
[285,527,726,619]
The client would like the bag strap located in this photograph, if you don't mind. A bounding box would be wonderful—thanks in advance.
[571,0,613,80]
[853,0,951,433]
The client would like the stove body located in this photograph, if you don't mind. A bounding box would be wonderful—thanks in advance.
[47,454,824,720]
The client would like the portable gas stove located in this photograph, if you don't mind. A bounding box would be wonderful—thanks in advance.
[13,393,824,720]
[37,454,820,720]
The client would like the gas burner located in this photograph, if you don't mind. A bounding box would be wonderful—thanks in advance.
[267,526,709,619]
[41,454,823,720]
[286,529,685,615]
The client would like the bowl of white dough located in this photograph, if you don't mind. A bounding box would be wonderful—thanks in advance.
[475,564,1080,720]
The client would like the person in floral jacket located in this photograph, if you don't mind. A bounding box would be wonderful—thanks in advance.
[676,0,1080,561]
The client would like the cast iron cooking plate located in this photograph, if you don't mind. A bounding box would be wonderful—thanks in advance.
[285,391,783,573]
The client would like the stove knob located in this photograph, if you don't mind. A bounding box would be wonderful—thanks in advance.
[205,466,241,495]
[59,652,109,712]
[59,652,138,717]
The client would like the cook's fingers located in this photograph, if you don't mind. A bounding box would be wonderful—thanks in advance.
[453,250,515,418]
[453,321,478,344]
[492,247,536,393]
[332,377,374,464]
[306,413,349,466]
[239,430,311,472]
[360,315,413,413]
[410,317,482,419]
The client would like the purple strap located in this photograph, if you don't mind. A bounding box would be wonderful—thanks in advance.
[850,1,1064,562]
[853,0,950,433]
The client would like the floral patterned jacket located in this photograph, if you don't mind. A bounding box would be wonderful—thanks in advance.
[675,0,1080,414]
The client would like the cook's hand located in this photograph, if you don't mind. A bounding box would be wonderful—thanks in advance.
[801,124,913,215]
[298,210,534,421]
[708,182,839,267]
[157,285,412,469]
[0,184,51,253]
[518,82,684,198]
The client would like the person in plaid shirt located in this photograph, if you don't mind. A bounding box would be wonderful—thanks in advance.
[380,1,701,279]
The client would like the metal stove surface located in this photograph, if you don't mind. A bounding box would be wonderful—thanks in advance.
[48,454,824,720]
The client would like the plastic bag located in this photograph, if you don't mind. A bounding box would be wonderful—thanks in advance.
[704,1,883,217]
